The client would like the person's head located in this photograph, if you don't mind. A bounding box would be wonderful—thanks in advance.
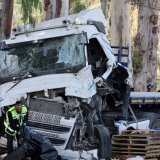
[15,101,22,113]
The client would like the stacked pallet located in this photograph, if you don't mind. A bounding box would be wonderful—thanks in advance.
[112,130,160,159]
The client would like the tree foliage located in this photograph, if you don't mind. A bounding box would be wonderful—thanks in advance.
[70,0,86,14]
[132,49,142,74]
[131,0,140,6]
[21,0,42,25]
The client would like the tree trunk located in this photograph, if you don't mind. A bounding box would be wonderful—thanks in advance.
[111,0,133,86]
[100,0,108,19]
[133,0,159,91]
[0,0,14,77]
[0,0,14,41]
[43,0,69,21]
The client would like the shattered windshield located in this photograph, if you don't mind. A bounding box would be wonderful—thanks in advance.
[0,34,86,78]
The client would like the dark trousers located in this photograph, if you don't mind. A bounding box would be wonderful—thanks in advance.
[7,134,20,154]
[7,134,14,154]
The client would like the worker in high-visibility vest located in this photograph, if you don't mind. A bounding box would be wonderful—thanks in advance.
[4,101,27,154]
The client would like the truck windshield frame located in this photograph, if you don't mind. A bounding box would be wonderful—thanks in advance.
[0,33,87,79]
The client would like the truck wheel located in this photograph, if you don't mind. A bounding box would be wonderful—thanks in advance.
[94,125,111,160]
[3,147,26,160]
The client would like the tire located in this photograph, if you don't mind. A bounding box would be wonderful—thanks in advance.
[94,125,111,160]
[3,147,26,160]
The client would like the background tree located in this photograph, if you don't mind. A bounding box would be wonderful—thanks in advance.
[43,0,69,20]
[69,0,86,14]
[0,0,42,41]
[133,0,160,91]
[21,0,42,25]
[0,0,14,77]
[0,0,14,41]
[100,0,108,19]
[111,0,133,86]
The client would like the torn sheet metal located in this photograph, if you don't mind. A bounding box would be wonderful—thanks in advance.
[0,66,96,108]
[65,65,96,98]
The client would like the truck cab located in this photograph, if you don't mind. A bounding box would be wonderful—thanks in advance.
[0,9,130,159]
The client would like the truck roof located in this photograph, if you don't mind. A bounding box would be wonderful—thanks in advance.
[2,8,107,47]
[20,8,107,33]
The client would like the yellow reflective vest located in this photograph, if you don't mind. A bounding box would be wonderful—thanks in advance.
[4,105,27,136]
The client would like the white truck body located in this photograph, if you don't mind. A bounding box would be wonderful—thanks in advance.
[0,8,115,108]
[0,9,128,160]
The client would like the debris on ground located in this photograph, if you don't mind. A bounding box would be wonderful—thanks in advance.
[127,156,144,160]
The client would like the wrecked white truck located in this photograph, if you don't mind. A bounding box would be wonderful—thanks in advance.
[0,9,130,159]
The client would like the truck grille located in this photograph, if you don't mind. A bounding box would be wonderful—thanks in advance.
[48,138,66,145]
[28,111,62,125]
[27,121,71,133]
[27,111,76,149]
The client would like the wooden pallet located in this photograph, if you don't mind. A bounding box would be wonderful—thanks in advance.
[111,156,159,160]
[112,130,160,159]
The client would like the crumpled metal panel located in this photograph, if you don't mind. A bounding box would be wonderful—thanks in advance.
[0,66,96,108]
[65,65,96,98]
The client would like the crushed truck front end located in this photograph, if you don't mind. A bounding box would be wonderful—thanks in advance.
[0,8,130,159]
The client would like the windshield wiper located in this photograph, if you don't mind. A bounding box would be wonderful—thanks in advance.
[6,72,33,93]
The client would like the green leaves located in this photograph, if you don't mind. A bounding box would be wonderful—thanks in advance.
[70,0,86,14]
[21,0,42,26]
[132,50,142,74]
[130,0,140,6]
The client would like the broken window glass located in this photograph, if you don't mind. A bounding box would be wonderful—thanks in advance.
[0,34,86,78]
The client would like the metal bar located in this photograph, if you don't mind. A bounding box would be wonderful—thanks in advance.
[128,105,138,129]
[111,45,129,66]
[118,49,121,63]
[114,54,128,57]
[111,45,129,49]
